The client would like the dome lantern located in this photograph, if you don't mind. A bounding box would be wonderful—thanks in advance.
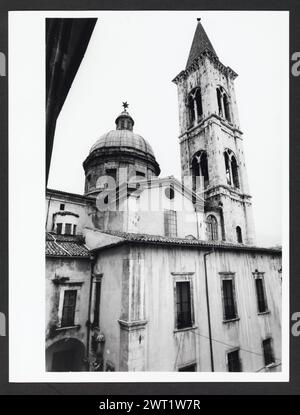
[115,102,134,131]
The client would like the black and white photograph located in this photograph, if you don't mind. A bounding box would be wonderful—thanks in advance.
[7,9,290,388]
[42,11,287,375]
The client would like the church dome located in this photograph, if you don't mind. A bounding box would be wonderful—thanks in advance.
[89,129,155,158]
[83,104,160,195]
[88,107,156,158]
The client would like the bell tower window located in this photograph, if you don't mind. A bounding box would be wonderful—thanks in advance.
[217,87,223,117]
[195,88,203,118]
[223,93,231,122]
[231,156,239,188]
[187,87,203,127]
[224,149,240,189]
[191,151,209,191]
[224,151,232,186]
[216,86,231,122]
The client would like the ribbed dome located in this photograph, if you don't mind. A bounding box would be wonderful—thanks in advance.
[83,105,160,195]
[89,129,155,157]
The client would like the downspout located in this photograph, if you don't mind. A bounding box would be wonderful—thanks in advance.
[204,249,214,372]
[86,253,95,371]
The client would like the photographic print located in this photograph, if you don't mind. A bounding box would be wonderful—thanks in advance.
[8,10,288,383]
[44,12,286,374]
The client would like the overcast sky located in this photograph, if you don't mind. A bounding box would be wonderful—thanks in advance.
[48,11,288,247]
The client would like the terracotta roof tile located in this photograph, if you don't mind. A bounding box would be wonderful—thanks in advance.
[93,230,281,254]
[46,233,90,258]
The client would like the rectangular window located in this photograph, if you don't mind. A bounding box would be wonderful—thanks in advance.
[136,171,145,178]
[61,290,77,327]
[176,281,192,329]
[105,168,117,188]
[65,223,72,235]
[254,273,268,313]
[73,224,77,235]
[221,275,237,320]
[56,223,62,234]
[227,349,241,372]
[178,363,196,372]
[60,203,65,211]
[262,338,275,366]
[164,209,177,237]
[93,281,101,327]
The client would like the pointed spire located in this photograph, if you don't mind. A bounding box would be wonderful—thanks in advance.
[186,18,217,69]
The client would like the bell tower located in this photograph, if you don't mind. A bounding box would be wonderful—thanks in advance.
[173,19,255,245]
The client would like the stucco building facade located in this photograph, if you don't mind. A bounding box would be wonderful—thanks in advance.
[45,20,282,372]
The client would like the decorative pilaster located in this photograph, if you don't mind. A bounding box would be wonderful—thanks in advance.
[119,256,147,371]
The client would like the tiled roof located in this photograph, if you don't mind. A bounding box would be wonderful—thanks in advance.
[92,230,282,255]
[46,233,90,258]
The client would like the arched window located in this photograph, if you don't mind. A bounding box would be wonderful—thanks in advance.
[216,86,231,122]
[192,151,209,191]
[223,94,231,122]
[231,156,239,188]
[224,149,240,189]
[188,94,195,125]
[236,226,243,243]
[207,215,218,241]
[187,88,203,127]
[195,88,203,118]
[224,151,232,186]
[217,87,223,117]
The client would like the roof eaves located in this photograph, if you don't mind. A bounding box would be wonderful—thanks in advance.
[90,231,281,255]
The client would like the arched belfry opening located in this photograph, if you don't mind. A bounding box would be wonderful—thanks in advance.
[231,155,239,188]
[223,149,240,189]
[216,86,231,122]
[188,94,195,125]
[217,88,223,117]
[191,150,209,191]
[187,87,203,127]
[223,93,231,122]
[224,151,231,186]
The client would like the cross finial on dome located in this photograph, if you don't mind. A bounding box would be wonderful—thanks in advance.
[122,101,129,111]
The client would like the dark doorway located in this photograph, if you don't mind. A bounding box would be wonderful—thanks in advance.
[46,338,85,372]
[52,349,76,372]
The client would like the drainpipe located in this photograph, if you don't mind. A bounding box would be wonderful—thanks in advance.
[204,249,214,372]
[86,253,95,370]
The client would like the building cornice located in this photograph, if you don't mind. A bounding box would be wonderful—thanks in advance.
[118,319,148,331]
[178,114,243,143]
[83,146,160,176]
[172,49,238,85]
[46,188,93,204]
